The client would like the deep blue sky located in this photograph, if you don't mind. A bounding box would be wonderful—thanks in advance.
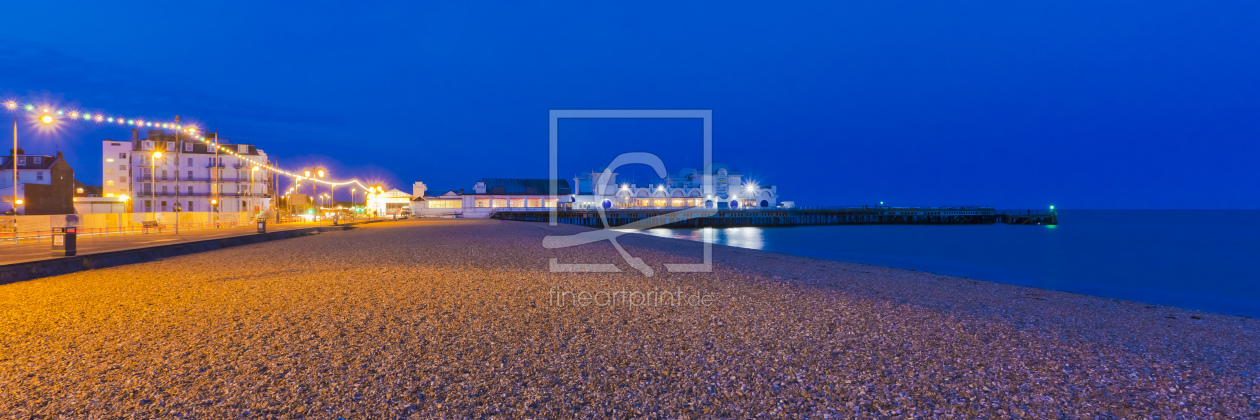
[3,1,1257,208]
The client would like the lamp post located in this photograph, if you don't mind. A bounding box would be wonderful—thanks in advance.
[173,201,182,234]
[10,117,17,218]
[317,169,326,223]
[304,169,315,220]
[151,151,163,221]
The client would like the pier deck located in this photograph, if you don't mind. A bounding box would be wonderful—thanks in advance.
[491,206,1058,228]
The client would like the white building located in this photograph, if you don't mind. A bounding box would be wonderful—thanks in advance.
[573,162,779,209]
[409,162,781,218]
[101,129,273,214]
[412,179,567,218]
[365,188,413,216]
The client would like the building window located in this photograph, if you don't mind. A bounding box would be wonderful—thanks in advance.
[36,172,44,181]
[430,200,461,209]
[161,170,168,180]
[106,168,114,174]
[544,198,558,208]
[492,198,508,208]
[166,142,175,151]
[106,158,114,163]
[106,180,114,186]
[119,152,127,159]
[187,201,194,211]
[32,156,41,164]
[17,156,25,165]
[184,142,193,152]
[187,170,193,179]
[653,199,666,207]
[187,157,192,167]
[162,186,168,194]
[161,201,167,211]
[144,200,152,212]
[474,199,490,208]
[119,165,125,170]
[671,199,685,207]
[142,141,154,150]
[120,176,127,183]
[187,186,194,195]
[510,198,525,207]
[527,198,541,208]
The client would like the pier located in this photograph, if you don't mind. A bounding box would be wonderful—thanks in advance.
[491,206,1058,228]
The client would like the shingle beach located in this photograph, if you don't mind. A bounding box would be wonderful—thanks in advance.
[1,219,1257,417]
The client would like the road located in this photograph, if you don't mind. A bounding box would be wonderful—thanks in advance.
[0,221,326,265]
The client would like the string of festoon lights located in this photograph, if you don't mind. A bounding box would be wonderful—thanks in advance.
[4,100,382,194]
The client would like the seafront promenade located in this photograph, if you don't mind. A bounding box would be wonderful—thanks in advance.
[0,219,1256,417]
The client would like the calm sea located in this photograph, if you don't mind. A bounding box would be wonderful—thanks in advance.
[639,210,1260,318]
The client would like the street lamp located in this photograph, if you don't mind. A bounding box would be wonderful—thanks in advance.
[151,151,163,220]
[173,202,182,234]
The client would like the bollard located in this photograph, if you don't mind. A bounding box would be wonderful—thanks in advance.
[256,219,266,234]
[52,227,77,257]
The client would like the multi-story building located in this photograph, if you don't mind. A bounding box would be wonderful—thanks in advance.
[1,148,76,215]
[101,129,273,214]
[574,162,779,209]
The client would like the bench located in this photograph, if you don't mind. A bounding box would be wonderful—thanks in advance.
[141,221,162,233]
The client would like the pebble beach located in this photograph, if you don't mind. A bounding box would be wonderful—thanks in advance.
[1,219,1257,417]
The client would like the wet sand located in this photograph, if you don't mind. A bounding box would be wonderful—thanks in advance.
[1,219,1256,417]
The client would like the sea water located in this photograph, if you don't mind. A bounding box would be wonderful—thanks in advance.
[639,210,1260,317]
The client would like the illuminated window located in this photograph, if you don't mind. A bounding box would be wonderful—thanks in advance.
[106,158,114,163]
[475,199,490,208]
[106,168,114,174]
[543,198,558,208]
[510,198,525,207]
[429,200,460,209]
[106,180,114,186]
[671,199,685,207]
[492,198,508,208]
[636,199,650,207]
[653,199,666,207]
[527,198,541,207]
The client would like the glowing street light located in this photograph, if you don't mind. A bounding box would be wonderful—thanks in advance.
[39,115,54,124]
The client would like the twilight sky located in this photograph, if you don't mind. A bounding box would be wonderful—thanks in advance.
[2,1,1258,208]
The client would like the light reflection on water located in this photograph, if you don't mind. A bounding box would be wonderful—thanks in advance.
[642,227,766,250]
